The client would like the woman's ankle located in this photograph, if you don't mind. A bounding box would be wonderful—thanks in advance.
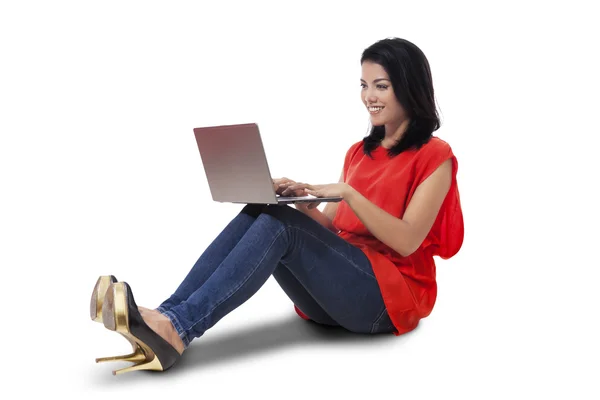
[140,308,185,355]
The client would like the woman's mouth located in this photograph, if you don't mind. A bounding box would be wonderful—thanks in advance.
[368,106,384,115]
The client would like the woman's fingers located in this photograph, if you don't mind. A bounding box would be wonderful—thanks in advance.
[276,183,294,195]
[281,187,307,196]
[280,182,309,197]
[285,183,314,191]
[274,178,298,195]
[278,181,325,197]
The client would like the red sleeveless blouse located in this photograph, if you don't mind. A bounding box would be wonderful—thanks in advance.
[295,137,464,335]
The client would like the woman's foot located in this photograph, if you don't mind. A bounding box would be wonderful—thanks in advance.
[138,307,185,355]
[138,306,154,314]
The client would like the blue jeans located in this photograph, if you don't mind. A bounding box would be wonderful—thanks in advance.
[156,204,394,348]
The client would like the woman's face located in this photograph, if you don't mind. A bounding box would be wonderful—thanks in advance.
[360,61,408,127]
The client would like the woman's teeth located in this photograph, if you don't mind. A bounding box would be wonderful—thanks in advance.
[369,106,384,113]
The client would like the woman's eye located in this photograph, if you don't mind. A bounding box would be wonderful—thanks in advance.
[360,83,366,88]
[377,84,388,89]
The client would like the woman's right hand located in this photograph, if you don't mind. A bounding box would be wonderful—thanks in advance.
[273,177,309,197]
[273,178,321,210]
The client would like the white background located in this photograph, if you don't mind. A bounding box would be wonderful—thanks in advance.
[1,0,598,398]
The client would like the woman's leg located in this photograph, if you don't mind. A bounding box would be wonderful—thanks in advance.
[154,203,340,330]
[160,204,394,349]
[156,204,267,313]
[271,264,339,326]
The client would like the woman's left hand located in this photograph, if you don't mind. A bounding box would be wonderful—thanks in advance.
[282,182,352,199]
[305,183,352,199]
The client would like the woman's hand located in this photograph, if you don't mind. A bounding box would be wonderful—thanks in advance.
[278,181,313,197]
[305,183,351,199]
[282,182,352,209]
[272,177,308,197]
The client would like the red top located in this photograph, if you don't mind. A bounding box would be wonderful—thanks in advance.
[294,137,464,335]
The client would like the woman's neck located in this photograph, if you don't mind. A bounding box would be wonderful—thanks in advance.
[382,119,410,148]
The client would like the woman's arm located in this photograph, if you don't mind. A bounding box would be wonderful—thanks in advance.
[345,159,453,257]
[295,171,344,232]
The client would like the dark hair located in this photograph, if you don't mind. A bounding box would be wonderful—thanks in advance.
[360,38,440,158]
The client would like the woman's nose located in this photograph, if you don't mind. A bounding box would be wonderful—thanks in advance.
[365,89,377,104]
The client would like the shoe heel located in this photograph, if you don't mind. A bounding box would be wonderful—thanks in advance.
[112,356,163,375]
[102,282,167,375]
[95,338,146,364]
[90,275,117,323]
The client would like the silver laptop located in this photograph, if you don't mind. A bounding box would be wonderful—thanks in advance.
[193,123,343,205]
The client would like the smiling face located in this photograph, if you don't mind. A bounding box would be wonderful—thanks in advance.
[361,61,408,129]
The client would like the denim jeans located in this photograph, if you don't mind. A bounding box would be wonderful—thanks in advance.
[156,204,394,348]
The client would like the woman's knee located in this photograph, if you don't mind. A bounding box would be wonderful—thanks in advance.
[240,204,268,218]
[261,204,308,226]
[240,203,292,220]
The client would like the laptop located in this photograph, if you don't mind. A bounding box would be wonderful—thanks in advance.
[193,123,343,205]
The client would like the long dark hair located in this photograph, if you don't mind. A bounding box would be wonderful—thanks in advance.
[361,38,440,158]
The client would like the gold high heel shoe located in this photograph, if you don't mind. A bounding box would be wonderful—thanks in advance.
[90,275,117,323]
[91,275,145,364]
[101,282,181,375]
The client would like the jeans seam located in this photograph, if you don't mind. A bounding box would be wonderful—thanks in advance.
[370,306,389,333]
[289,225,376,279]
[279,259,339,325]
[185,224,288,334]
[155,306,167,314]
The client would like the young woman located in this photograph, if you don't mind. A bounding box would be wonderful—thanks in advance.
[90,37,464,375]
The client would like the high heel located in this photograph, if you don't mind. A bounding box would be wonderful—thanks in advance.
[91,275,144,364]
[101,282,181,375]
[95,336,146,364]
